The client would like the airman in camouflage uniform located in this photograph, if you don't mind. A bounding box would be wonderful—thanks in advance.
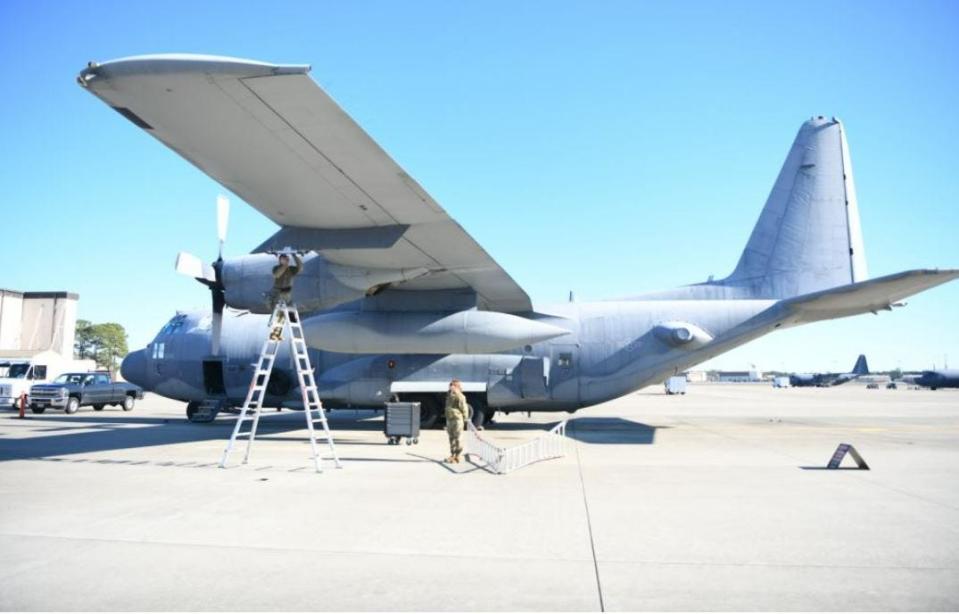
[269,252,303,310]
[444,379,469,463]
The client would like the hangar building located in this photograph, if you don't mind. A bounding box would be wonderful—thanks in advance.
[0,289,79,358]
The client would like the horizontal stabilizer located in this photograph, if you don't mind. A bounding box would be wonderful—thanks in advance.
[781,269,959,326]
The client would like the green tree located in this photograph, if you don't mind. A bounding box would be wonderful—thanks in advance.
[91,323,128,373]
[74,319,96,359]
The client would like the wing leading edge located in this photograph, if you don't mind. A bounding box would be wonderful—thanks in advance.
[78,54,531,312]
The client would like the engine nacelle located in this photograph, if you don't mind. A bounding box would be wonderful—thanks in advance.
[303,310,570,354]
[220,253,430,313]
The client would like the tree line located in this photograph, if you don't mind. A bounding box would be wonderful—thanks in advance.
[75,320,129,372]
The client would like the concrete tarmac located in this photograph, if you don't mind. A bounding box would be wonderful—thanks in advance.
[1,384,958,611]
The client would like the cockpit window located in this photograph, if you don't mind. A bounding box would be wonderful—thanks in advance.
[157,314,187,337]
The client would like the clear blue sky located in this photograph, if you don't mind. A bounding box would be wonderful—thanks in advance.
[2,0,957,372]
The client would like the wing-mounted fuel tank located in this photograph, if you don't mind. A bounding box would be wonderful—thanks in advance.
[220,252,430,313]
[303,310,570,354]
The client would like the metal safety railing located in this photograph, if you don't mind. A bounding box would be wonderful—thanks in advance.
[465,419,569,474]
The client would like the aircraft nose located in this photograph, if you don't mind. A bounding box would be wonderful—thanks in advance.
[121,349,148,389]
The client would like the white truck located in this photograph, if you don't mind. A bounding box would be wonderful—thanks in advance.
[0,352,97,409]
[665,375,688,395]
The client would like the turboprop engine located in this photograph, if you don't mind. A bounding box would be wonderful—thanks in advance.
[220,253,431,314]
[303,310,570,354]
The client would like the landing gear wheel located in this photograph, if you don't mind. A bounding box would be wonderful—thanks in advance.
[466,394,489,429]
[93,404,105,411]
[414,395,442,429]
[186,401,201,422]
[185,401,217,422]
[65,397,79,414]
[122,396,135,411]
[31,405,45,414]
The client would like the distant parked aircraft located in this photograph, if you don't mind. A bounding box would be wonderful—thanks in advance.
[789,355,870,387]
[914,369,959,390]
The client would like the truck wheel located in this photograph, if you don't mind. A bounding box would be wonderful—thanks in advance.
[31,405,46,414]
[65,397,80,414]
[93,404,105,411]
[122,396,135,411]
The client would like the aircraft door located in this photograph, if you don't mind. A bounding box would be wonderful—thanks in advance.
[202,359,226,396]
[549,343,580,404]
[519,356,549,400]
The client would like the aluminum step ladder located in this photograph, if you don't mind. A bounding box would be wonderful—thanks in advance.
[219,302,342,473]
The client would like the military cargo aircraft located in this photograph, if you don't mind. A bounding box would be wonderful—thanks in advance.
[914,369,959,390]
[789,354,870,387]
[77,55,959,426]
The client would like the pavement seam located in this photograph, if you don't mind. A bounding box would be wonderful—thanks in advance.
[572,422,606,612]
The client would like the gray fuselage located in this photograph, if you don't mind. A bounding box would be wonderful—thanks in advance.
[122,297,776,413]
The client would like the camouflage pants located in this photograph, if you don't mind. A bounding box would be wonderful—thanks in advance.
[268,288,292,311]
[446,415,464,456]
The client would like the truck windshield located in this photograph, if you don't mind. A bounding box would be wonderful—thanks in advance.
[53,374,86,385]
[5,364,29,379]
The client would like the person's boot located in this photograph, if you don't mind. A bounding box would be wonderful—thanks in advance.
[443,456,455,463]
[454,454,462,463]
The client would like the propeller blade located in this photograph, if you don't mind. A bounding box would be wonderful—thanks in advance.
[175,251,216,282]
[216,195,230,258]
[211,287,226,357]
[211,310,222,356]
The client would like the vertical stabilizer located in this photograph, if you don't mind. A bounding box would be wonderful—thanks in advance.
[721,117,869,298]
[852,354,869,375]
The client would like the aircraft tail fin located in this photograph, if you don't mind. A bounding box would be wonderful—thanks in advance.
[721,117,868,298]
[852,354,869,375]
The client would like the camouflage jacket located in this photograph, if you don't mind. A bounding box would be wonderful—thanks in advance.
[272,254,303,290]
[444,390,469,421]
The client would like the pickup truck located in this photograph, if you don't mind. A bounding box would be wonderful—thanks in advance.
[29,372,144,414]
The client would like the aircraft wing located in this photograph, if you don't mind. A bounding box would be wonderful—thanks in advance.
[780,269,959,325]
[77,54,531,312]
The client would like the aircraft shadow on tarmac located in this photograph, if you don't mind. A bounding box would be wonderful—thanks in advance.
[0,412,665,463]
[567,417,665,445]
[0,410,390,463]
